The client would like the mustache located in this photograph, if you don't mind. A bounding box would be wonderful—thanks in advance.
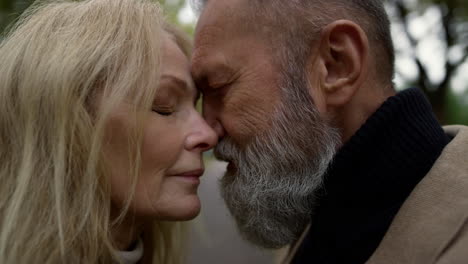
[213,136,241,163]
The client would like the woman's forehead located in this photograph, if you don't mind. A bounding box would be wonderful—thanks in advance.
[161,33,196,93]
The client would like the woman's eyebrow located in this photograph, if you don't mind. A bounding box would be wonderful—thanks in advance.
[161,74,199,101]
[161,75,188,92]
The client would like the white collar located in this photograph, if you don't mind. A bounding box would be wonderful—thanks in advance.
[114,238,144,264]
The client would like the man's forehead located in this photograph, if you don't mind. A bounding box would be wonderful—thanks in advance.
[195,0,250,30]
[194,0,258,50]
[191,0,265,80]
[191,33,231,86]
[192,0,244,63]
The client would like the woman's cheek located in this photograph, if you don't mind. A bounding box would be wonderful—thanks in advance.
[140,122,184,172]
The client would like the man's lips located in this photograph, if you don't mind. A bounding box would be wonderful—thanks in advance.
[227,161,237,171]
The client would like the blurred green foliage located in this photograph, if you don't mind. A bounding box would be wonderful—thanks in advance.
[159,0,195,35]
[0,0,32,35]
[447,91,468,124]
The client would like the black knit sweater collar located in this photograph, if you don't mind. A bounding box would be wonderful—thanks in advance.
[323,88,450,203]
[292,88,450,264]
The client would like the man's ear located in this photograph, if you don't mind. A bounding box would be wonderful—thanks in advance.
[316,20,369,107]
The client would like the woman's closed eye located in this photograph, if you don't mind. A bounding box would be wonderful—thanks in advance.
[152,87,178,117]
[152,106,175,116]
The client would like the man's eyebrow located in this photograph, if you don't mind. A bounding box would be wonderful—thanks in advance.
[192,62,235,88]
[191,59,208,87]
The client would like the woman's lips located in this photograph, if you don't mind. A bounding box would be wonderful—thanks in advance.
[178,168,204,177]
[170,169,204,184]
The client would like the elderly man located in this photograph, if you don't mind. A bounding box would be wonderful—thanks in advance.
[191,0,468,263]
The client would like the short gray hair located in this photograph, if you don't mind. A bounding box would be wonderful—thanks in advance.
[190,0,207,15]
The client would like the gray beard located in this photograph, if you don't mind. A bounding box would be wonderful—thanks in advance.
[214,96,340,249]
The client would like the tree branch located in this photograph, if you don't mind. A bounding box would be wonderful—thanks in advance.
[393,0,433,93]
[459,46,468,65]
[439,2,456,94]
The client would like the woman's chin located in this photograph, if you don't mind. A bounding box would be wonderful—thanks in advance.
[171,198,202,221]
[148,196,202,221]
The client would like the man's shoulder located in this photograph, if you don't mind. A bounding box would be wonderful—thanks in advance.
[367,124,468,264]
[443,124,468,136]
[443,125,468,144]
[438,125,468,178]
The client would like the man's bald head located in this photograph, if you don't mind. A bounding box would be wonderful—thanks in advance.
[193,0,394,87]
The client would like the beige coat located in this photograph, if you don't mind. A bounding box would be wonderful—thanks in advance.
[283,125,468,264]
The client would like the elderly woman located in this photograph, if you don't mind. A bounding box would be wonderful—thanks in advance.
[0,0,217,263]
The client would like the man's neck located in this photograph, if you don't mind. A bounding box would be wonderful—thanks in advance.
[336,84,396,143]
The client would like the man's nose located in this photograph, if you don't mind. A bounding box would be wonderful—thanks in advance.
[203,98,225,139]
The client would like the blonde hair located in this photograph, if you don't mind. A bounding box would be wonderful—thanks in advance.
[0,0,191,263]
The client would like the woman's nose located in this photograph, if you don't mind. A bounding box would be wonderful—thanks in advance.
[185,113,218,152]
